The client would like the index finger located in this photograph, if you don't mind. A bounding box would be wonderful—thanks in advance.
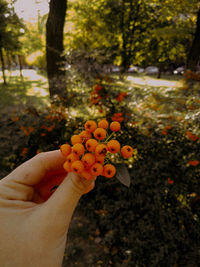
[6,150,66,186]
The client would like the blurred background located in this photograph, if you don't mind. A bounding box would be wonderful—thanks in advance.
[0,0,200,266]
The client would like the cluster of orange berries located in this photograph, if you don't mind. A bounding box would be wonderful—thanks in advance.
[60,119,134,180]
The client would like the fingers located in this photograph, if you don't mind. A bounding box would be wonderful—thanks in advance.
[41,172,95,228]
[6,150,66,186]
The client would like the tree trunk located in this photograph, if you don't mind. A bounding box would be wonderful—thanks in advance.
[46,0,67,99]
[0,48,6,84]
[186,9,200,72]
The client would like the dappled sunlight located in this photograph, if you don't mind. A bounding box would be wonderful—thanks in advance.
[127,75,182,88]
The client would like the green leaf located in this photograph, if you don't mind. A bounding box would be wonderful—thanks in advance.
[116,164,131,187]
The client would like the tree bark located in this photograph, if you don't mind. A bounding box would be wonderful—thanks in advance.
[46,0,67,99]
[186,9,200,72]
[0,48,6,84]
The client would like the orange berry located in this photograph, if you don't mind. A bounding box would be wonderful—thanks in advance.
[95,144,107,156]
[81,170,94,181]
[66,153,79,164]
[63,161,72,172]
[93,128,107,140]
[103,164,116,178]
[98,119,109,129]
[121,145,134,158]
[85,139,98,152]
[90,163,103,176]
[84,120,97,133]
[71,160,84,174]
[82,153,95,167]
[79,130,91,142]
[71,135,82,145]
[107,140,120,153]
[73,143,85,156]
[60,144,71,157]
[110,121,121,132]
[95,155,105,164]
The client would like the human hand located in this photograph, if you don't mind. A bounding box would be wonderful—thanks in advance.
[0,150,95,267]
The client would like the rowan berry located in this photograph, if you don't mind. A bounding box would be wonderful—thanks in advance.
[103,164,116,178]
[71,160,84,174]
[81,170,94,181]
[66,153,79,164]
[60,144,71,157]
[121,145,134,158]
[90,163,103,176]
[85,139,98,152]
[95,144,107,156]
[93,128,107,140]
[84,120,97,133]
[82,153,95,167]
[73,143,85,156]
[63,161,72,172]
[79,130,91,142]
[110,121,121,132]
[98,119,109,129]
[71,135,82,145]
[107,140,120,153]
[95,155,105,164]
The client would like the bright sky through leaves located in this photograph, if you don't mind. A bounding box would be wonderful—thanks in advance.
[13,0,49,21]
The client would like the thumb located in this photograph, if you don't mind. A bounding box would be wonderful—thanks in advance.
[41,172,95,229]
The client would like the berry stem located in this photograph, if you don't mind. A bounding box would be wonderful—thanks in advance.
[104,132,115,143]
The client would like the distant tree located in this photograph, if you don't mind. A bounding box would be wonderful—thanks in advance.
[0,0,24,84]
[46,0,67,99]
[187,9,200,71]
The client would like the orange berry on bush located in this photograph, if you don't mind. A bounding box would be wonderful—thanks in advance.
[82,153,95,167]
[103,164,116,178]
[81,170,94,181]
[121,145,134,158]
[110,121,121,132]
[66,153,79,164]
[86,139,98,152]
[60,144,71,157]
[98,119,109,129]
[63,161,72,172]
[107,140,120,153]
[79,130,91,142]
[95,155,105,164]
[95,144,107,156]
[73,143,85,156]
[93,128,107,140]
[71,160,84,174]
[71,135,82,145]
[90,163,103,176]
[84,120,97,133]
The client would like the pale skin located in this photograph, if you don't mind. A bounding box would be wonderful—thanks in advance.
[0,150,95,267]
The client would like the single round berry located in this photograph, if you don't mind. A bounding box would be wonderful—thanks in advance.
[98,119,109,129]
[110,121,121,132]
[82,153,95,167]
[71,135,82,145]
[71,160,84,174]
[60,144,71,157]
[79,130,91,142]
[84,120,97,133]
[73,143,85,156]
[121,145,134,158]
[95,155,105,164]
[63,161,72,172]
[107,140,120,153]
[66,153,79,164]
[85,139,98,152]
[95,144,107,156]
[103,164,116,178]
[93,128,107,140]
[90,163,103,176]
